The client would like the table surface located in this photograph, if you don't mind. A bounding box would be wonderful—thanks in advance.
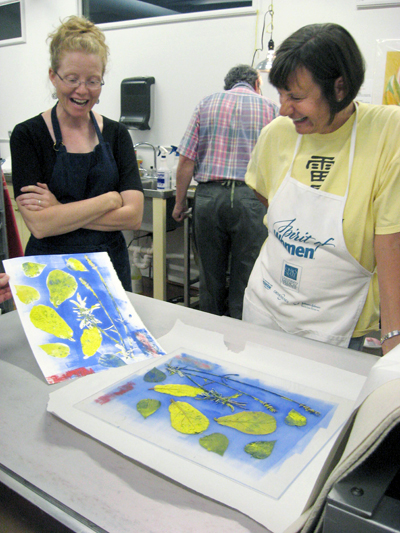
[0,294,378,533]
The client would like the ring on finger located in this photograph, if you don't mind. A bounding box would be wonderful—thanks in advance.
[38,199,41,206]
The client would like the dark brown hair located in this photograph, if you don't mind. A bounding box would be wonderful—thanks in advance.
[269,23,365,121]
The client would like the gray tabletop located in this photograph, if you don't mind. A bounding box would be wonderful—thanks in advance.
[0,294,378,533]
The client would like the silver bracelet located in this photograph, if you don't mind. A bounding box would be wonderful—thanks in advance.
[380,330,400,344]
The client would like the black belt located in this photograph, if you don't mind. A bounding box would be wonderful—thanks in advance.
[199,180,247,187]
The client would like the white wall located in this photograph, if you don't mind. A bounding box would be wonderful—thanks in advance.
[0,0,399,162]
[1,0,398,285]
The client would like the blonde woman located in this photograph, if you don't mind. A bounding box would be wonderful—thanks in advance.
[10,16,143,291]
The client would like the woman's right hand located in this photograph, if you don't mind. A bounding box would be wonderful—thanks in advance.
[19,182,60,211]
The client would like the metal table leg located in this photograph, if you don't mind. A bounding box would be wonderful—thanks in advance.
[183,214,190,307]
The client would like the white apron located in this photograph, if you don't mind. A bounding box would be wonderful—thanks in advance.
[243,106,373,347]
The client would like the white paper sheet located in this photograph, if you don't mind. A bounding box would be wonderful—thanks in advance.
[48,321,367,533]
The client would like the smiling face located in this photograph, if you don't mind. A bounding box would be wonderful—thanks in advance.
[50,51,103,119]
[278,66,345,135]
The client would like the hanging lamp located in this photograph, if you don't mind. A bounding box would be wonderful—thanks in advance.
[255,2,276,73]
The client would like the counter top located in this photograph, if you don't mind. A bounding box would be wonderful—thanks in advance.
[142,185,196,199]
[143,187,175,199]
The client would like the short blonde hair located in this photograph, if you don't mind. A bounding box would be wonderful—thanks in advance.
[48,15,109,74]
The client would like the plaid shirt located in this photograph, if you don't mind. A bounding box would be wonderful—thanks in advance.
[178,82,279,182]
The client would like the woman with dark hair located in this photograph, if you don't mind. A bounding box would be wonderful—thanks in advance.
[243,23,400,354]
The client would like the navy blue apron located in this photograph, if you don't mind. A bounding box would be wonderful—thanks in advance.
[25,104,132,291]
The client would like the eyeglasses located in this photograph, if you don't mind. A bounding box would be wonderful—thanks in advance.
[55,72,104,90]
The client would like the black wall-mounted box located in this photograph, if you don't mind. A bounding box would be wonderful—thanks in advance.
[120,76,155,130]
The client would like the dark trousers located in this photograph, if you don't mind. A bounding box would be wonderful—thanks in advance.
[348,336,366,351]
[193,181,268,319]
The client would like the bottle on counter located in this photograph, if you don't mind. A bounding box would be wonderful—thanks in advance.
[157,149,171,190]
[170,145,179,189]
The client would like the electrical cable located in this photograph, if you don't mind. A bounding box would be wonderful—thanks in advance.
[251,3,274,68]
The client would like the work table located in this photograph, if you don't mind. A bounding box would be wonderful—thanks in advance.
[0,293,378,533]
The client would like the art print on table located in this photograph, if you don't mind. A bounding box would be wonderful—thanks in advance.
[76,349,344,499]
[3,252,165,384]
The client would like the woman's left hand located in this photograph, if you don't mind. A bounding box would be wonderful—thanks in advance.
[18,182,60,210]
[0,273,12,304]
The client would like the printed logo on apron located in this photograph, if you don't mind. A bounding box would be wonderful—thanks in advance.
[281,261,302,292]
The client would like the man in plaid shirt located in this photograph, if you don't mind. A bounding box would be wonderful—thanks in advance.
[172,64,279,319]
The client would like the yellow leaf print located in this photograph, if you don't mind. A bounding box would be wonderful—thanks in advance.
[22,262,46,278]
[245,440,276,459]
[285,409,307,427]
[66,258,88,271]
[137,399,161,419]
[214,411,277,435]
[81,326,102,358]
[47,269,78,307]
[30,305,74,340]
[169,400,209,434]
[15,285,40,304]
[153,384,205,397]
[40,343,70,358]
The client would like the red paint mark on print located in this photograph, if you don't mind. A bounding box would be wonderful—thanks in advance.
[47,366,95,384]
[95,381,136,405]
[175,354,213,370]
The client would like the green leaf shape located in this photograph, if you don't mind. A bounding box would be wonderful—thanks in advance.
[245,440,276,459]
[22,262,46,278]
[285,409,307,427]
[30,305,74,340]
[169,400,209,434]
[394,75,400,102]
[98,353,126,367]
[144,367,167,383]
[214,411,277,435]
[153,384,205,397]
[81,326,102,358]
[384,75,400,105]
[14,284,40,304]
[39,343,70,358]
[66,257,88,271]
[137,398,161,419]
[47,269,78,308]
[199,433,229,456]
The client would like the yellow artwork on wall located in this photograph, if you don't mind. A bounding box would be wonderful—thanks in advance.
[382,51,400,105]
